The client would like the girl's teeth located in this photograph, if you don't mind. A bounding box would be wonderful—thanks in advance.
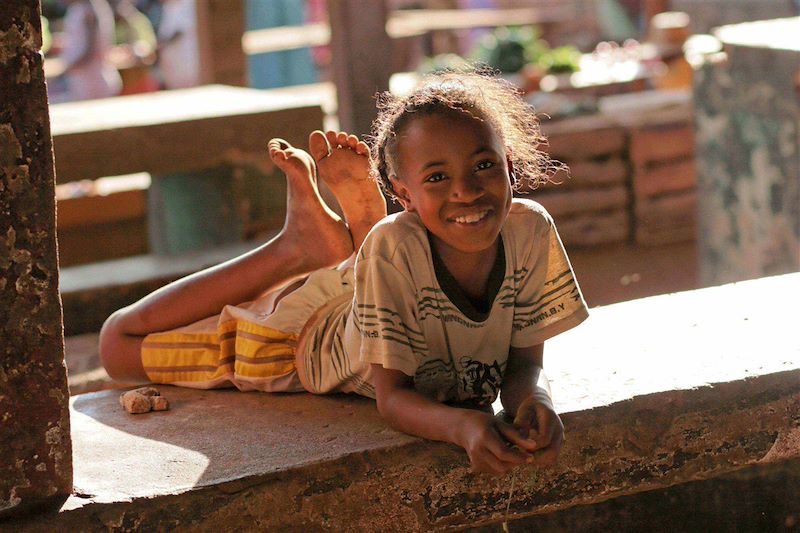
[454,210,489,223]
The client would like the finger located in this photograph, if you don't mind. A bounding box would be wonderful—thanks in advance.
[533,405,562,449]
[471,451,514,477]
[486,428,531,464]
[512,404,537,434]
[532,445,559,467]
[530,432,563,467]
[497,422,538,453]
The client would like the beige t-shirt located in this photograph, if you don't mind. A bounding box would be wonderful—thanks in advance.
[297,199,589,406]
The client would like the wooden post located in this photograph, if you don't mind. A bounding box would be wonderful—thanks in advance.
[0,0,72,518]
[196,0,248,86]
[328,0,392,136]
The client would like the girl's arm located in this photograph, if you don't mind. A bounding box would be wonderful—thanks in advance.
[371,363,533,476]
[499,344,564,466]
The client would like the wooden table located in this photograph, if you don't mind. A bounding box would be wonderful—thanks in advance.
[49,84,327,258]
[49,84,325,183]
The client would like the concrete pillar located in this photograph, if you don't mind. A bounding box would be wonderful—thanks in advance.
[693,18,800,286]
[0,0,72,518]
[328,0,392,136]
[196,0,248,86]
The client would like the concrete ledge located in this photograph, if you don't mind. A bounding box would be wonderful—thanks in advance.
[11,274,800,531]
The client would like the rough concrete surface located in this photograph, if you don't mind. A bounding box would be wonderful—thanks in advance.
[0,0,72,519]
[8,274,800,531]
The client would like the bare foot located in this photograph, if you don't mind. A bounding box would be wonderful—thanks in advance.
[309,130,387,249]
[267,138,353,269]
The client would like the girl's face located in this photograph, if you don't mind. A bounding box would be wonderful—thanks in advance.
[389,111,513,264]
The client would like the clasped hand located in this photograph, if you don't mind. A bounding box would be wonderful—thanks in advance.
[458,393,564,476]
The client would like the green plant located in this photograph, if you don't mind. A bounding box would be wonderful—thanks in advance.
[538,45,581,74]
[471,26,546,74]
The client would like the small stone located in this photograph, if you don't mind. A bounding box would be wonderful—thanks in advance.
[132,386,161,397]
[120,391,153,414]
[150,396,170,411]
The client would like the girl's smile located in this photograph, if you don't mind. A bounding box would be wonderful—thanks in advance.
[389,111,513,270]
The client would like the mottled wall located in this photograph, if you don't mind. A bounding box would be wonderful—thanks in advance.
[693,21,800,286]
[0,0,72,518]
[671,0,796,34]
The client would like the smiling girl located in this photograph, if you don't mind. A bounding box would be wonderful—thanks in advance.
[99,70,588,476]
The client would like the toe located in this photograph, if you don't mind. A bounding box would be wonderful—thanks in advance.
[336,131,348,146]
[356,140,370,156]
[308,130,331,162]
[268,138,291,150]
[325,130,339,147]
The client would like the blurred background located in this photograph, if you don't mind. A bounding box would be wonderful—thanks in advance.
[42,0,800,393]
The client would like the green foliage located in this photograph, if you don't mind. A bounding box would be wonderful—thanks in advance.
[41,17,51,55]
[537,46,581,74]
[471,26,547,74]
[468,26,580,75]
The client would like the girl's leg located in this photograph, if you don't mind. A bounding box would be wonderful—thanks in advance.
[99,139,354,382]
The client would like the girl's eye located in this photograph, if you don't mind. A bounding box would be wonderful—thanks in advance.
[426,172,446,183]
[476,160,494,171]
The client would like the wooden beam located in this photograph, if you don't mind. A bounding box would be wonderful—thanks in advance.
[328,0,392,136]
[196,0,247,86]
[241,7,569,56]
[387,7,570,37]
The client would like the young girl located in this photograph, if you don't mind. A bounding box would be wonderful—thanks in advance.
[100,71,588,476]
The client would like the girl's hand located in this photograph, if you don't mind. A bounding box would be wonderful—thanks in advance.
[457,410,532,476]
[512,392,564,467]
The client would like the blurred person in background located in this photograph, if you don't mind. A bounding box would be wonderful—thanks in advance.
[112,0,160,93]
[52,0,122,102]
[156,0,200,89]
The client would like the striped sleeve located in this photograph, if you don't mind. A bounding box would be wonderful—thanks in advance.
[511,215,589,347]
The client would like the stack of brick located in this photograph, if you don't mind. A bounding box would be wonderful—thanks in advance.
[627,105,696,246]
[534,114,631,247]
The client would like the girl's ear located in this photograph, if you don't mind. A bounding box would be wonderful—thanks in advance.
[389,175,414,211]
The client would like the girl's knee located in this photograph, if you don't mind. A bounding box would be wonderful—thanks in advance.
[99,311,148,383]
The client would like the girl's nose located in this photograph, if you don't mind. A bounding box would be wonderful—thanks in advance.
[450,174,483,202]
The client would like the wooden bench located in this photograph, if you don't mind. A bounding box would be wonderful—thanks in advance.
[50,84,328,264]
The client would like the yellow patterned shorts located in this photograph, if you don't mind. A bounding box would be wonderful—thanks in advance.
[141,268,353,392]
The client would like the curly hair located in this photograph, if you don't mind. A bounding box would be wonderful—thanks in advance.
[368,68,563,201]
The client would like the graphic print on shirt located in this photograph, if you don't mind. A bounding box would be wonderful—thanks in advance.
[459,357,504,405]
